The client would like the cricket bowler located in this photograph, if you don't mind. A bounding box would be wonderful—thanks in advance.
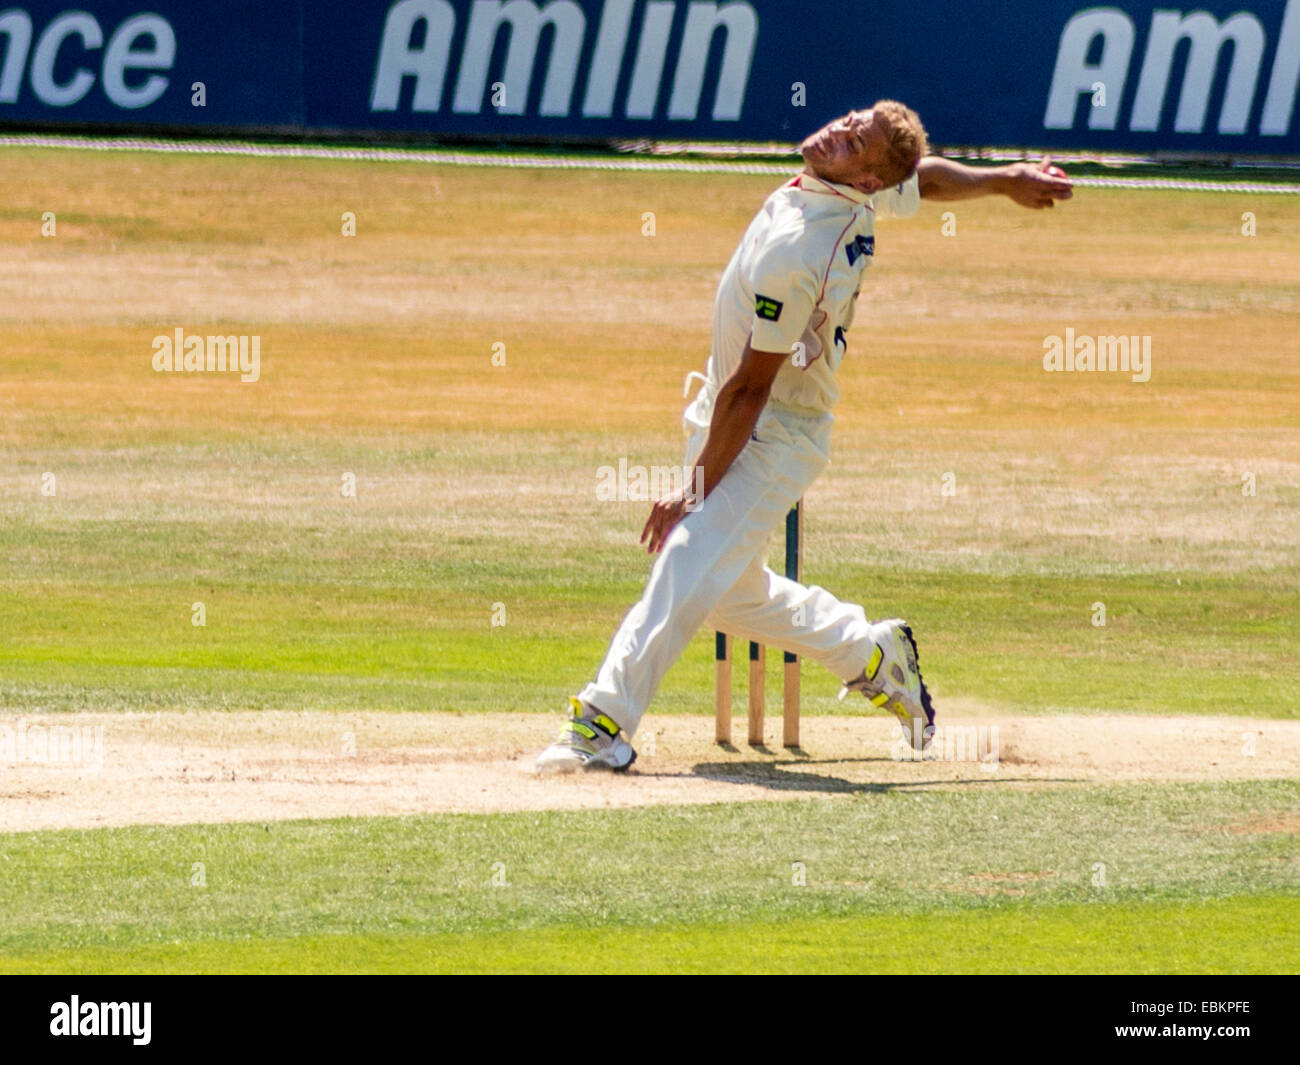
[538,101,1073,772]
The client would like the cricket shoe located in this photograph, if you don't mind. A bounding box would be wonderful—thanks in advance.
[838,619,936,753]
[535,698,637,774]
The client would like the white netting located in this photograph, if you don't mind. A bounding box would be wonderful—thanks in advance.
[2,133,1299,194]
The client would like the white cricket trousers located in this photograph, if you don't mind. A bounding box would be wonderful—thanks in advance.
[578,402,878,736]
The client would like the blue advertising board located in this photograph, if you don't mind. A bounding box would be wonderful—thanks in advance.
[0,0,1297,154]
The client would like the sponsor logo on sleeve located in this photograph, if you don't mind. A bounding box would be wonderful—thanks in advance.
[845,234,874,266]
[754,294,784,321]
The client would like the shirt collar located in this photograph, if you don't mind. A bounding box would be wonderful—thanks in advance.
[792,170,876,206]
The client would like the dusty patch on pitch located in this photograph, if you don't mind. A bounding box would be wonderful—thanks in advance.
[946,870,1063,898]
[1221,813,1300,836]
[0,707,1295,832]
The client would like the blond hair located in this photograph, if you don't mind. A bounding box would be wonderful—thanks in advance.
[871,99,929,187]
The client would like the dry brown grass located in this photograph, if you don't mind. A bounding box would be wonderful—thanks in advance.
[0,148,1296,597]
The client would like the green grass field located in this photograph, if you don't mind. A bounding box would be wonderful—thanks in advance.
[2,781,1297,973]
[0,145,1296,973]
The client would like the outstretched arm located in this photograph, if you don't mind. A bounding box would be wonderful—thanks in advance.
[918,155,1073,209]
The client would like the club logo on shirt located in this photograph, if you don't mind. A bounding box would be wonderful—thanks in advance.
[845,234,874,266]
[754,294,784,321]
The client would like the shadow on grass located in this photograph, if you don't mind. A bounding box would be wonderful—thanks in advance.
[682,757,1080,795]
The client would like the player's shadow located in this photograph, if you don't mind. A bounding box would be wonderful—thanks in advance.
[689,755,1075,795]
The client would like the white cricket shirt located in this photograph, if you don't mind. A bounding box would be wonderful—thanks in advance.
[702,171,920,416]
